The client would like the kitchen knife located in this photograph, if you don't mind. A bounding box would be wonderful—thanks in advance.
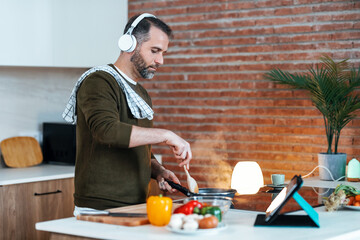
[79,210,147,218]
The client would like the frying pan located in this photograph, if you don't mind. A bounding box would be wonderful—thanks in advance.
[166,180,237,199]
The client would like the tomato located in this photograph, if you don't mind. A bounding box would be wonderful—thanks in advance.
[355,195,360,202]
[348,196,355,206]
[354,201,360,207]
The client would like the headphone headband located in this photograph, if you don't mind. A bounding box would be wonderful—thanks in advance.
[126,13,156,35]
[119,13,157,53]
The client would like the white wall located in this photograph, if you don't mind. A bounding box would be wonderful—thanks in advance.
[0,66,86,141]
[0,0,127,67]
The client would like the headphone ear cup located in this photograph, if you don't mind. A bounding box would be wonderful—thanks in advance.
[127,36,137,52]
[118,34,136,52]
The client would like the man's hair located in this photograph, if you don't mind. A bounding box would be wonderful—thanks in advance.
[123,14,173,46]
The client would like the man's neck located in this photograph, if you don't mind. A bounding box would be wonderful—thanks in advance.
[114,56,140,82]
[113,65,137,85]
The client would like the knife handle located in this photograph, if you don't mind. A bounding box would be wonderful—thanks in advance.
[166,180,191,197]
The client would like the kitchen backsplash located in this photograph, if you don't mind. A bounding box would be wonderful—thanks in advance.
[0,66,86,143]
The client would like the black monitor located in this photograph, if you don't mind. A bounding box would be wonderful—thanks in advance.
[42,122,76,165]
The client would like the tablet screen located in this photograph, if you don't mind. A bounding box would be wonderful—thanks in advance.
[265,175,303,223]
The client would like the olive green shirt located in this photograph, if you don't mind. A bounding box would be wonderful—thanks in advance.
[74,64,153,210]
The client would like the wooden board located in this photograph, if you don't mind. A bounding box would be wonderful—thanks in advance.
[76,202,183,227]
[76,215,149,227]
[0,136,43,168]
[76,204,150,227]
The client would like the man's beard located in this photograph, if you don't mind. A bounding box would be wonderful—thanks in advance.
[130,50,158,79]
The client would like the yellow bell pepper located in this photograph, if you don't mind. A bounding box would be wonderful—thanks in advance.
[147,194,172,226]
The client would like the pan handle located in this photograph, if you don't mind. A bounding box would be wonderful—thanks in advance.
[166,180,192,197]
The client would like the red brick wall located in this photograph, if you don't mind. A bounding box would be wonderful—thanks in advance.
[128,0,360,187]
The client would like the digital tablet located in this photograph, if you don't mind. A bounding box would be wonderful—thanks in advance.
[265,175,303,223]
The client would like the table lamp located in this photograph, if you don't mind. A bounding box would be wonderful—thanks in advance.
[231,161,264,194]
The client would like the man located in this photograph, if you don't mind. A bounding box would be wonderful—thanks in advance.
[63,13,192,211]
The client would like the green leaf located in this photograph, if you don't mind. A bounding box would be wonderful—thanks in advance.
[264,55,360,153]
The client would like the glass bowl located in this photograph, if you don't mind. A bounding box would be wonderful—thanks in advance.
[183,196,232,218]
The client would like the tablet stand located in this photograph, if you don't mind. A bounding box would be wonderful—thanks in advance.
[254,192,320,228]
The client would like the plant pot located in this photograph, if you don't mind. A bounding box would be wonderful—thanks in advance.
[318,153,347,181]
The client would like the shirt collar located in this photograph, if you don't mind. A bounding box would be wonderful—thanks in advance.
[114,65,137,85]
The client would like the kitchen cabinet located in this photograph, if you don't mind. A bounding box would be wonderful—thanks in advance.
[0,0,127,67]
[0,178,74,240]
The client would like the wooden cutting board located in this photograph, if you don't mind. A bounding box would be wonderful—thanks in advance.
[0,136,43,168]
[76,204,150,227]
[76,202,182,227]
[76,215,150,226]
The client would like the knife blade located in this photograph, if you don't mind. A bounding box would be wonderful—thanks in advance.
[79,210,147,218]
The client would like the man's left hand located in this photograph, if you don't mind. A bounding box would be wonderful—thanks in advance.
[156,169,180,193]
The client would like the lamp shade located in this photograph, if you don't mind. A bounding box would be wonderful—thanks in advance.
[347,158,360,180]
[231,161,264,194]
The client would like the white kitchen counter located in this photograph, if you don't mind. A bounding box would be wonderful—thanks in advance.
[36,177,360,240]
[36,206,360,240]
[0,164,75,185]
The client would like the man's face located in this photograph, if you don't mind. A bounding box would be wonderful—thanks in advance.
[130,26,169,79]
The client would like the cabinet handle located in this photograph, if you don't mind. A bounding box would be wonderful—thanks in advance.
[34,190,62,196]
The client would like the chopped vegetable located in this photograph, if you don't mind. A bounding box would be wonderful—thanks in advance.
[326,185,360,208]
[355,195,360,201]
[323,184,360,211]
[347,194,360,206]
[334,184,360,196]
[324,189,349,211]
[147,194,172,226]
[347,196,355,206]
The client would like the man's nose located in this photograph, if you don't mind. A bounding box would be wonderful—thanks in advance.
[155,54,164,65]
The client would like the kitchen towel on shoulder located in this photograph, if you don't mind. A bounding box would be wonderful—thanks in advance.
[62,65,154,124]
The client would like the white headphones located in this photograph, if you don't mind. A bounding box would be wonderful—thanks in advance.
[118,13,156,53]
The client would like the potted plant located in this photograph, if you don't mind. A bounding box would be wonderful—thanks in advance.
[264,55,360,180]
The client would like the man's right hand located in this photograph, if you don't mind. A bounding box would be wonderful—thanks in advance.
[129,126,192,167]
[164,131,192,168]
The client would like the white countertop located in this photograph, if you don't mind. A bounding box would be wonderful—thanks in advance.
[36,206,360,240]
[36,177,360,240]
[0,164,75,185]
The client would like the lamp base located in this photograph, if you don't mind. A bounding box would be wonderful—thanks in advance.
[347,177,360,182]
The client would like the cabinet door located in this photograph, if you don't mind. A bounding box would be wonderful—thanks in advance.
[0,0,127,67]
[1,178,75,240]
